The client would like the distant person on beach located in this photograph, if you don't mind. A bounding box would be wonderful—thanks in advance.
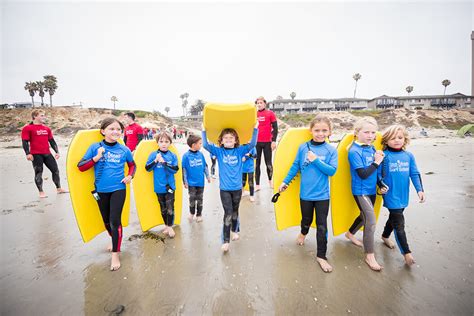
[344,117,386,271]
[420,128,428,137]
[255,96,278,191]
[241,147,257,202]
[278,115,338,272]
[77,117,136,271]
[210,154,217,179]
[202,122,258,253]
[378,124,425,266]
[182,134,211,222]
[21,109,68,198]
[145,132,179,238]
[123,112,144,152]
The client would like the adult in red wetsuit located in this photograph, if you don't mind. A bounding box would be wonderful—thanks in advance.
[21,109,68,198]
[123,112,144,152]
[255,96,278,191]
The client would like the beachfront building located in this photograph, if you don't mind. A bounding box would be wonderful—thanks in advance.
[368,93,471,110]
[269,98,369,113]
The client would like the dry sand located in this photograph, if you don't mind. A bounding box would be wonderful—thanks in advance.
[0,136,473,315]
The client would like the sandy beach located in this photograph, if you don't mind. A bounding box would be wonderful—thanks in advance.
[1,135,473,315]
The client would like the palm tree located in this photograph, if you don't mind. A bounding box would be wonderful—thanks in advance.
[290,92,296,100]
[24,81,38,107]
[406,86,414,95]
[164,106,170,116]
[180,92,189,116]
[353,73,361,98]
[442,79,451,95]
[43,75,58,107]
[190,99,205,115]
[36,81,46,106]
[276,95,283,100]
[111,96,118,109]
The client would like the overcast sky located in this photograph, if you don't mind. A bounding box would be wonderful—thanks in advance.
[1,1,472,116]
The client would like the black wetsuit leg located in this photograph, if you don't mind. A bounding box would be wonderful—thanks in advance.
[157,192,175,226]
[300,199,330,259]
[43,153,61,188]
[383,209,410,254]
[219,189,242,243]
[97,189,126,252]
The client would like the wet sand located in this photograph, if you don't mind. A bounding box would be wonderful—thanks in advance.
[1,137,473,315]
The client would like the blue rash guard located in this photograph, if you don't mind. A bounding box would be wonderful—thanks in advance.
[378,147,424,209]
[242,147,257,173]
[182,149,209,187]
[202,128,258,191]
[81,141,133,193]
[348,142,378,195]
[283,140,338,201]
[146,150,179,194]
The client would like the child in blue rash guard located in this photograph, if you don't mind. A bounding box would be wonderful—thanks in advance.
[242,147,257,202]
[145,132,179,238]
[278,115,338,273]
[77,118,136,271]
[182,134,211,222]
[344,117,386,271]
[202,122,259,253]
[378,125,426,266]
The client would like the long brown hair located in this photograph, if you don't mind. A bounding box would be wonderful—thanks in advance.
[217,128,240,147]
[100,117,124,135]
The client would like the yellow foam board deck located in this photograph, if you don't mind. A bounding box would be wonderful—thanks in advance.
[133,140,183,232]
[66,129,130,243]
[272,128,314,230]
[202,102,257,145]
[330,132,383,236]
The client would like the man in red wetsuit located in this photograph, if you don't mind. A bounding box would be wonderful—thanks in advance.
[123,112,144,152]
[255,96,278,191]
[21,109,68,198]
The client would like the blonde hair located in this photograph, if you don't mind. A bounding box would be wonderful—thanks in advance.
[31,109,45,120]
[381,124,410,150]
[309,114,333,134]
[154,131,173,143]
[353,116,378,135]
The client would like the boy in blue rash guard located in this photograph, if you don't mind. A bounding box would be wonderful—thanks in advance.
[78,118,136,271]
[344,117,386,271]
[278,115,338,273]
[202,122,259,253]
[242,147,257,202]
[182,134,211,222]
[145,132,179,238]
[378,125,426,266]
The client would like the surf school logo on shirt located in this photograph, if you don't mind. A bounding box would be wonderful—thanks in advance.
[189,158,203,167]
[126,130,134,135]
[389,160,409,173]
[104,151,122,163]
[36,130,48,135]
[365,156,374,164]
[223,154,238,166]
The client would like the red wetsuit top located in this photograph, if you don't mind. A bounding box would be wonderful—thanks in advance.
[21,123,53,154]
[124,123,144,151]
[257,109,277,142]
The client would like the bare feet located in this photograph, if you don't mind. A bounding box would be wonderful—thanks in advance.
[57,188,69,194]
[242,190,250,197]
[255,185,261,192]
[167,226,175,238]
[249,196,255,202]
[196,216,203,222]
[404,253,416,266]
[221,243,230,253]
[110,252,120,271]
[188,214,194,222]
[382,237,395,249]
[39,191,48,198]
[345,232,363,247]
[162,227,169,235]
[316,257,333,273]
[365,253,383,271]
[231,232,240,241]
[296,233,306,246]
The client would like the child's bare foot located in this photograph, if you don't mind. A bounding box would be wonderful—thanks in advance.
[162,227,169,235]
[110,252,120,271]
[221,243,230,252]
[39,191,48,198]
[316,257,333,273]
[345,232,363,247]
[404,253,416,266]
[365,253,383,271]
[255,185,261,192]
[249,196,255,202]
[167,226,175,238]
[196,216,203,222]
[382,237,395,249]
[57,188,69,194]
[188,214,194,222]
[296,233,306,246]
[231,232,240,241]
[107,243,113,252]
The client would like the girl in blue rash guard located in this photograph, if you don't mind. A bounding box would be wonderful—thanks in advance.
[77,118,136,271]
[344,117,386,272]
[145,132,179,238]
[378,125,426,266]
[202,122,259,253]
[242,147,257,202]
[278,115,338,273]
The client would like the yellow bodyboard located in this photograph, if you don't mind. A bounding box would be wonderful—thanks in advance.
[273,128,314,230]
[66,129,131,243]
[133,140,183,232]
[202,102,257,144]
[330,133,383,236]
